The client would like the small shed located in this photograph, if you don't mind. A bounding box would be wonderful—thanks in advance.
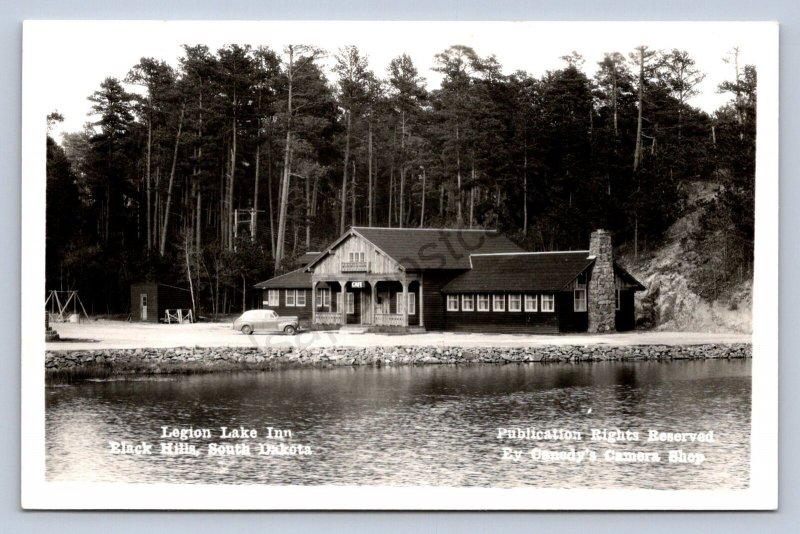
[130,282,193,323]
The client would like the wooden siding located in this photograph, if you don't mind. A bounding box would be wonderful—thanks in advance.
[130,283,159,323]
[422,270,461,331]
[130,283,192,323]
[556,291,588,332]
[314,233,403,276]
[443,293,561,334]
[261,289,312,324]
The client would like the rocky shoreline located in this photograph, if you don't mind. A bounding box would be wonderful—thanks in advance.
[45,343,752,382]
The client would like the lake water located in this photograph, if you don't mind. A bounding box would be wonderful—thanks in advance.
[46,359,751,489]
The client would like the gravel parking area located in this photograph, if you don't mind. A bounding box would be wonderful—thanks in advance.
[46,319,751,351]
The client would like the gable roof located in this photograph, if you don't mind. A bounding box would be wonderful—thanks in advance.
[254,268,311,289]
[441,252,595,293]
[307,227,525,271]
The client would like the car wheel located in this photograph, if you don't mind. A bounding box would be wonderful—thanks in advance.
[241,325,253,335]
[283,325,296,335]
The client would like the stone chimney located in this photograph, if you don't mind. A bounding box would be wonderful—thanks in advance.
[588,229,616,333]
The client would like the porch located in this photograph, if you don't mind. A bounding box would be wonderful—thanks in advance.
[311,276,423,328]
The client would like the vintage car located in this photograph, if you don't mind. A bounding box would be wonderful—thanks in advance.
[232,309,298,335]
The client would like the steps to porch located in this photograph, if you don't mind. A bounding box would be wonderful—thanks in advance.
[338,325,369,334]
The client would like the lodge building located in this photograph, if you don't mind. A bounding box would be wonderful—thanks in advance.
[254,227,644,334]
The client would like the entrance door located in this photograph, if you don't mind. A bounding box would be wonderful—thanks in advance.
[360,291,370,325]
[140,293,148,321]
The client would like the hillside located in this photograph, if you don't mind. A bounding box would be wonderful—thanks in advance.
[619,181,753,334]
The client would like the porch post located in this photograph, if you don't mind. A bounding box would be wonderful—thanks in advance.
[418,277,424,329]
[401,279,409,327]
[311,281,318,325]
[371,281,378,325]
[341,281,347,325]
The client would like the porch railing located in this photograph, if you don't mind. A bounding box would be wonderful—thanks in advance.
[374,313,405,327]
[314,312,342,325]
[340,261,371,273]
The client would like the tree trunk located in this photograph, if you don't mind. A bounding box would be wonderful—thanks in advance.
[469,164,475,228]
[522,148,528,235]
[633,48,645,172]
[228,104,237,250]
[185,235,196,316]
[456,124,462,225]
[340,110,351,234]
[305,168,311,249]
[367,118,373,226]
[351,159,356,226]
[196,190,201,251]
[267,129,275,258]
[275,46,294,272]
[399,111,406,229]
[253,127,260,241]
[159,104,185,256]
[388,165,394,228]
[419,167,426,227]
[145,105,152,250]
[439,182,444,218]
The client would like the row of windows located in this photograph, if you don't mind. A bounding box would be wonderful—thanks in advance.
[447,293,555,313]
[446,290,621,313]
[266,289,307,307]
[269,288,621,313]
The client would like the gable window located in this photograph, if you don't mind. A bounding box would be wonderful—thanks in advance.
[347,292,355,314]
[574,288,587,312]
[615,289,621,311]
[296,290,306,307]
[285,289,295,307]
[493,294,506,312]
[447,294,459,311]
[348,251,365,263]
[509,294,522,312]
[541,294,555,312]
[408,293,416,315]
[477,294,490,312]
[268,289,279,307]
[461,294,474,311]
[525,294,538,312]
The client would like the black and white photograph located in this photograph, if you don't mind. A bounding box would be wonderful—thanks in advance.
[21,20,778,510]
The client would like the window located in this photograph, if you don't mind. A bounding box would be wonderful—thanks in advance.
[462,294,474,312]
[477,294,490,311]
[525,294,538,312]
[348,251,365,262]
[317,288,331,308]
[493,294,506,312]
[285,289,295,307]
[509,294,522,312]
[615,289,621,311]
[541,294,555,312]
[268,289,279,307]
[408,293,416,315]
[346,292,355,314]
[447,295,459,311]
[296,290,306,307]
[574,289,587,312]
